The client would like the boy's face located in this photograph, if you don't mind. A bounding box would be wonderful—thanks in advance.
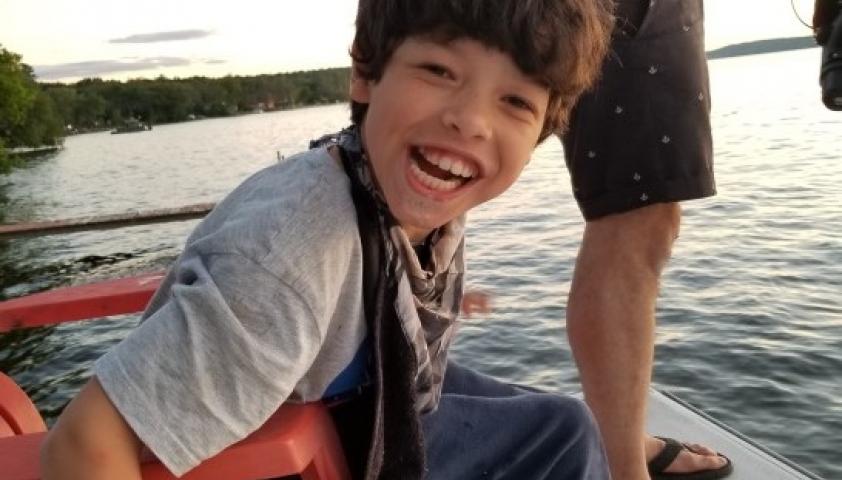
[351,37,549,242]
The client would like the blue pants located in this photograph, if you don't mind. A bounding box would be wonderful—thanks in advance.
[421,362,610,479]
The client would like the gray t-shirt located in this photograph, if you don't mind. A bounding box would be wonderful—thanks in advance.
[94,147,368,476]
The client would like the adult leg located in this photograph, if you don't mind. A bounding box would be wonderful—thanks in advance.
[562,0,727,478]
[422,362,609,480]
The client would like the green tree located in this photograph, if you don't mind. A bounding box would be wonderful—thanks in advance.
[9,91,64,147]
[147,80,197,123]
[0,47,36,134]
[44,86,77,128]
[219,76,244,113]
[73,90,107,129]
[118,81,154,123]
[0,46,67,174]
[0,46,38,161]
[0,137,10,173]
[191,78,229,117]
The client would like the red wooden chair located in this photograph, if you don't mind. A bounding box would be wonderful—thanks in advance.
[0,273,166,332]
[0,372,47,438]
[0,275,351,480]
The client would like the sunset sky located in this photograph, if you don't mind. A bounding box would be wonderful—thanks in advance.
[1,0,818,83]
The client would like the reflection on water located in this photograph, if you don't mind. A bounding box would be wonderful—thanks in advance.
[1,49,841,478]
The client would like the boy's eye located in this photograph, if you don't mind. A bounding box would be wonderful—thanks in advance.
[419,63,452,78]
[503,95,536,114]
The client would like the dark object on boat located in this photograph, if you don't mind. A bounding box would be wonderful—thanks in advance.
[111,118,152,134]
[815,0,842,110]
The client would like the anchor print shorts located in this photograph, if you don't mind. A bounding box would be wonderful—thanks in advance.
[562,0,715,220]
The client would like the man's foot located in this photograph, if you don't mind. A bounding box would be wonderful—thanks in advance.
[645,435,733,479]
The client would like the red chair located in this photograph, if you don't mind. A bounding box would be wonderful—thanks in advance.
[0,272,166,333]
[0,372,47,438]
[0,275,351,480]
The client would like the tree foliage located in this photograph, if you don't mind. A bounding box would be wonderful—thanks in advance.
[0,138,9,174]
[9,91,65,147]
[0,47,36,132]
[1,45,64,171]
[41,68,351,132]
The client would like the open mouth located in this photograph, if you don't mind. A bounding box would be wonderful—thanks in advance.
[409,146,477,192]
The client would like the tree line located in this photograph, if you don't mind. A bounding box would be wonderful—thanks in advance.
[0,44,351,173]
[1,46,65,172]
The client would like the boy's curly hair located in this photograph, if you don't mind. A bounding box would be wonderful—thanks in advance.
[351,0,614,141]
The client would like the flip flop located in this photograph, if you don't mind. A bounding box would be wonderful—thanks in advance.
[648,436,734,480]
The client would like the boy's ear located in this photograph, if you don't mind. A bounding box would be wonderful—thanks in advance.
[349,61,372,103]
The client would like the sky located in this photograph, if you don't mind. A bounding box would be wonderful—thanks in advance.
[0,0,818,83]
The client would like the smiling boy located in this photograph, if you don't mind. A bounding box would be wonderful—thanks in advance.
[41,1,614,479]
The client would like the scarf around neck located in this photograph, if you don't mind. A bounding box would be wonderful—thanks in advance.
[310,126,465,478]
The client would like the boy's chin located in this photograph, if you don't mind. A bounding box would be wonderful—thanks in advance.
[396,211,466,243]
[385,186,472,241]
[400,225,434,244]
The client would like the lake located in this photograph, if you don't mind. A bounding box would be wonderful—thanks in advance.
[1,48,840,478]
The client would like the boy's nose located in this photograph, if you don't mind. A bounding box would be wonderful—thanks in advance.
[441,95,492,140]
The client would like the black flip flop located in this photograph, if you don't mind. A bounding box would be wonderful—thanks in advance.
[648,436,734,480]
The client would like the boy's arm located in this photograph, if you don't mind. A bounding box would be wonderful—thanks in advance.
[41,376,143,480]
[566,203,680,480]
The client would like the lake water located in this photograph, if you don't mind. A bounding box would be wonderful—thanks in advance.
[1,48,841,478]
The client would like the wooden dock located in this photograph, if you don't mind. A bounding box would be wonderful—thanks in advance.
[0,203,215,240]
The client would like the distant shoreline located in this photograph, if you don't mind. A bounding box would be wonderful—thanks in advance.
[706,36,817,60]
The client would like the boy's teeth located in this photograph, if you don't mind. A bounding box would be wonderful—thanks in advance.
[411,161,462,191]
[419,147,475,179]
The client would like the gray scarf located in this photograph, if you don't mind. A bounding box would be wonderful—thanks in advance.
[311,126,465,478]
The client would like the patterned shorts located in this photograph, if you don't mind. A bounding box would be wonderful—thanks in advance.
[562,0,715,220]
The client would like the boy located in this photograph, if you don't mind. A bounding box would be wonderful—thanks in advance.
[41,0,613,478]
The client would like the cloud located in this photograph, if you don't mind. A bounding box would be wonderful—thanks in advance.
[109,29,214,44]
[32,57,223,80]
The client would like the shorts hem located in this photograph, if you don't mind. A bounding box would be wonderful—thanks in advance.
[578,175,716,221]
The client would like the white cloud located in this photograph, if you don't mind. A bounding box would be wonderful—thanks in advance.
[109,30,215,44]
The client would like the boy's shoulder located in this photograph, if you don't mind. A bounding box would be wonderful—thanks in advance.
[186,147,359,265]
[231,146,348,211]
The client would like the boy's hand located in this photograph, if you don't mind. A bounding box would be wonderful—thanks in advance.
[460,290,492,317]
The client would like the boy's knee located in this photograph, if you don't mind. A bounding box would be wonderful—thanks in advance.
[532,395,608,476]
[536,394,601,442]
[562,395,599,431]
